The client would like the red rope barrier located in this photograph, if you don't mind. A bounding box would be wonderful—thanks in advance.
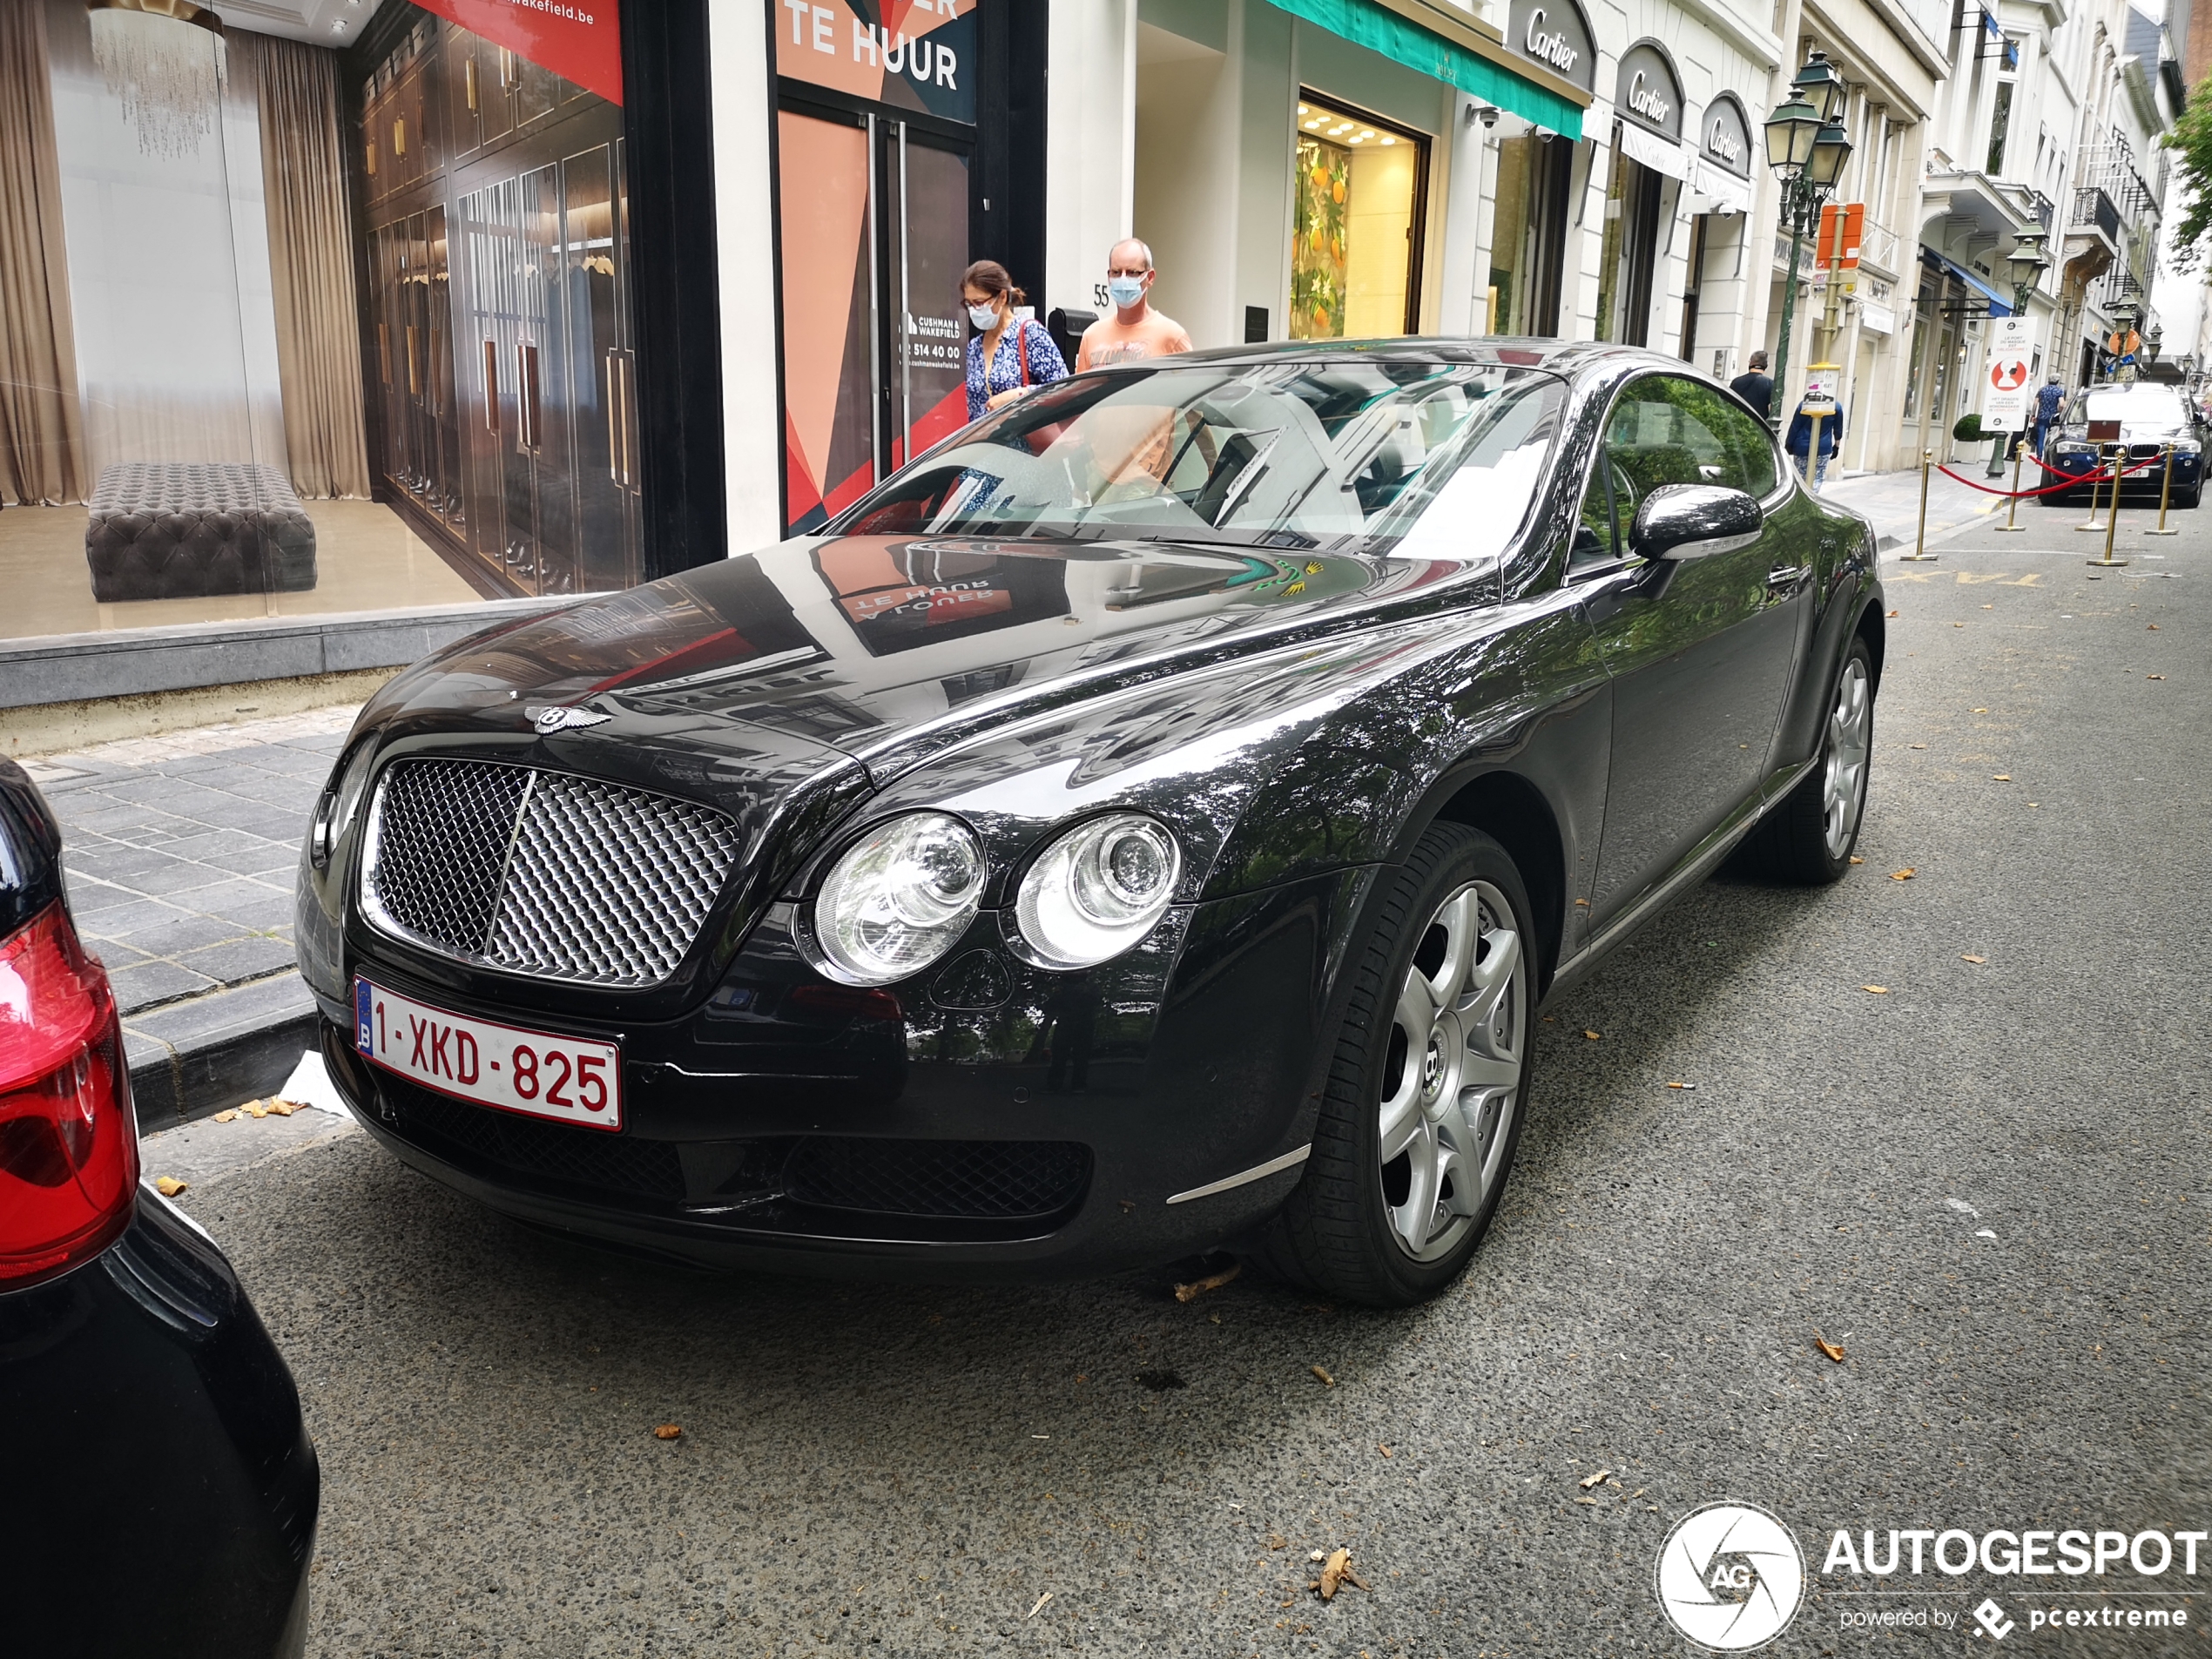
[1932,452,2162,498]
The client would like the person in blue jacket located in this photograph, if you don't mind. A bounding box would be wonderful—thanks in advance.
[1784,396,1844,491]
[2031,374,2067,457]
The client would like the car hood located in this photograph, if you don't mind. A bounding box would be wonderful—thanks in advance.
[361,534,1481,784]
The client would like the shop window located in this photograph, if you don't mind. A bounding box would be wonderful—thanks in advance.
[0,0,650,643]
[1290,95,1427,340]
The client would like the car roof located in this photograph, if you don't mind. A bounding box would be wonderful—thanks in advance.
[1092,337,1665,380]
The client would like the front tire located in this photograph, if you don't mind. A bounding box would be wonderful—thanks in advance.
[1736,636,1874,884]
[1256,823,1534,1307]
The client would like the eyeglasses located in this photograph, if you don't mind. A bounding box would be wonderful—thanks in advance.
[1106,267,1150,279]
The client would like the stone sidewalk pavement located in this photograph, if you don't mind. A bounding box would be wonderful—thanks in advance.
[23,706,359,1125]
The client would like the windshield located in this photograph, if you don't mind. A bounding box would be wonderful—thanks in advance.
[832,361,1568,558]
[2071,388,2189,429]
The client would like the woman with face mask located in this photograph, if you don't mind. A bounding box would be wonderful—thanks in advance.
[963,260,1068,422]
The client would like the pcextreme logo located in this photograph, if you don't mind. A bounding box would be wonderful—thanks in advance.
[1656,1503,1807,1651]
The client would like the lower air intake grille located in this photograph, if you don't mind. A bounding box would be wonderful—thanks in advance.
[361,757,741,987]
[783,1137,1091,1221]
[388,1077,687,1201]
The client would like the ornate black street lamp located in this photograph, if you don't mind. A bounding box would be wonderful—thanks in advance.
[1763,53,1854,435]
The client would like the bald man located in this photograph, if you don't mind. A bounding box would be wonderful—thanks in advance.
[1076,238,1193,371]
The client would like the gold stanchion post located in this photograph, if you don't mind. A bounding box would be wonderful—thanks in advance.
[2076,442,2108,530]
[2147,442,2179,536]
[1995,437,2027,532]
[2087,447,2128,567]
[1903,448,1939,561]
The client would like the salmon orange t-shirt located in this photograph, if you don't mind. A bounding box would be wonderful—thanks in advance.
[1076,308,1193,371]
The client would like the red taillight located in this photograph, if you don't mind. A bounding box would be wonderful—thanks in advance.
[0,902,138,1286]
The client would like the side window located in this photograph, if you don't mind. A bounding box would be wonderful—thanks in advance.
[1606,374,1773,499]
[1573,463,1620,569]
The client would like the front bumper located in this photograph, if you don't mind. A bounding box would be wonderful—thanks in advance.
[5,1191,319,1658]
[323,868,1375,1279]
[2043,448,2203,494]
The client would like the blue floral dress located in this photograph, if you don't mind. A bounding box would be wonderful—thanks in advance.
[966,320,1069,421]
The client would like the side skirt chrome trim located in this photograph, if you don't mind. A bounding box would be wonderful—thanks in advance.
[1166,1144,1312,1205]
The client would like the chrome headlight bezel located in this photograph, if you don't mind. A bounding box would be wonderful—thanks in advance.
[799,811,988,988]
[1009,812,1184,971]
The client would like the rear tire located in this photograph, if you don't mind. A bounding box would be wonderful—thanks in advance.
[1735,636,1875,885]
[1252,823,1534,1308]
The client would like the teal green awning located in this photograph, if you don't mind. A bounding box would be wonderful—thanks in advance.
[1264,0,1585,139]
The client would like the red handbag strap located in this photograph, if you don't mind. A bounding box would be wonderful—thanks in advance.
[1017,320,1031,387]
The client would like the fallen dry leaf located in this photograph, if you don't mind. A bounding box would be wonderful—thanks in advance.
[267,1098,300,1117]
[212,1109,239,1123]
[1973,707,1987,713]
[1575,1495,1599,1506]
[244,1101,269,1118]
[1311,1365,1335,1388]
[153,1176,188,1197]
[1267,1532,1289,1551]
[1312,1548,1371,1601]
[652,1423,683,1441]
[1379,1444,1393,1458]
[1849,855,1865,864]
[1992,775,2012,782]
[1885,609,1898,617]
[1579,1468,1612,1489]
[1889,868,1916,880]
[1861,985,1889,995]
[1174,1263,1242,1303]
[1027,1591,1053,1618]
[1952,622,1964,628]
[2148,624,2160,630]
[1582,1029,1602,1041]
[1962,954,1986,964]
[1815,1337,1847,1363]
[2148,674,2166,681]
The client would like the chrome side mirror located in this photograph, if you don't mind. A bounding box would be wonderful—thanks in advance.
[1629,483,1764,562]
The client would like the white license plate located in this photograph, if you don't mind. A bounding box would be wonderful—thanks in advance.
[354,977,622,1131]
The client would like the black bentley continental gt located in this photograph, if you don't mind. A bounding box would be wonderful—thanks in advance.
[299,341,1882,1306]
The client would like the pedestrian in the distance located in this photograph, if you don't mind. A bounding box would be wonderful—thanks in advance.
[1075,239,1193,370]
[2032,374,2066,457]
[963,260,1067,422]
[1784,395,1844,491]
[1730,350,1774,421]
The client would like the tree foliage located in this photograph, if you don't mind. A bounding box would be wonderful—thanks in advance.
[2162,78,2212,270]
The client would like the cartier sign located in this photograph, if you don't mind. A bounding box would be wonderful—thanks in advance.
[1507,0,1597,93]
[1703,93,1751,176]
[1614,42,1683,138]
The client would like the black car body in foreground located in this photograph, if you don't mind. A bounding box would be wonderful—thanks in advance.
[301,341,1884,1305]
[0,759,318,1656]
[2040,381,2207,507]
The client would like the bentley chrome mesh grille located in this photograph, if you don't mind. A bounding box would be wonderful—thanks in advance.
[361,758,742,987]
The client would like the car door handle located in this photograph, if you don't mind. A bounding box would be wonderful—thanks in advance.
[1766,564,1810,591]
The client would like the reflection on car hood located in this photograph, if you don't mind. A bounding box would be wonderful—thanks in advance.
[368,535,1475,779]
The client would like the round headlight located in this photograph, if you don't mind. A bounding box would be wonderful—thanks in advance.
[1015,813,1183,970]
[810,812,986,986]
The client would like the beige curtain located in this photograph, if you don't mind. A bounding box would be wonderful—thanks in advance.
[0,0,87,506]
[239,31,370,500]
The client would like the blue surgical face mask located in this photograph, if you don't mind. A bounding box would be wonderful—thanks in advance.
[1107,274,1147,308]
[968,302,999,329]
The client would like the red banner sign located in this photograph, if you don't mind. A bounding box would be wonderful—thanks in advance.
[410,0,624,105]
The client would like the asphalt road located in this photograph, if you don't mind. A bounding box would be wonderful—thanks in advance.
[158,498,2210,1657]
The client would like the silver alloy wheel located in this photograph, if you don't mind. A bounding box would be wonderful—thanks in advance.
[1377,880,1527,1262]
[1821,658,1872,860]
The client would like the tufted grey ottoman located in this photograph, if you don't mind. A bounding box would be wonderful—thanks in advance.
[84,462,319,603]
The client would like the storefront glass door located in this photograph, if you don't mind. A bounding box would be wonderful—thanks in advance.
[1485,132,1569,336]
[1595,145,1661,347]
[777,104,971,536]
